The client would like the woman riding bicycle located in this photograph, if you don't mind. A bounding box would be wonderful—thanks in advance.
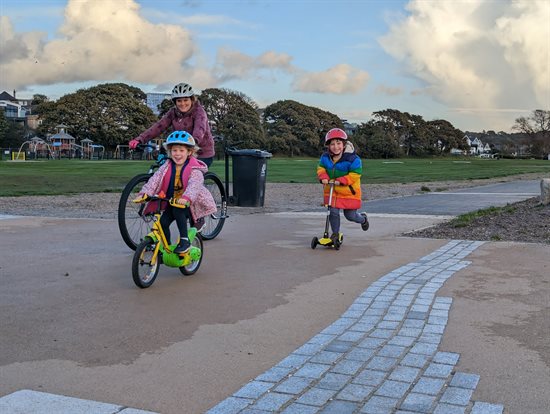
[129,83,215,167]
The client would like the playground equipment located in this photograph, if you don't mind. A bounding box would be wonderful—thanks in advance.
[15,137,55,160]
[13,136,104,160]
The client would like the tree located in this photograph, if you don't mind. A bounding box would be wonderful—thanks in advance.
[0,115,26,149]
[199,88,264,150]
[263,100,343,156]
[37,83,157,148]
[355,121,401,159]
[371,109,432,156]
[426,120,466,155]
[513,110,550,158]
[0,111,9,145]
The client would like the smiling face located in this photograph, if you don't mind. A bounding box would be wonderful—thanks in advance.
[327,138,345,157]
[175,97,193,113]
[168,144,192,166]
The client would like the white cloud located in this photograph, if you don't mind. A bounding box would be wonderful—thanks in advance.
[0,0,209,91]
[376,84,403,96]
[0,0,374,99]
[214,47,294,82]
[379,0,550,127]
[292,64,370,94]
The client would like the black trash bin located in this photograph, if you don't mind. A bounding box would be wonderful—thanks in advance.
[228,149,272,207]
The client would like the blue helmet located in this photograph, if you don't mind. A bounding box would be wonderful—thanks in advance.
[165,131,196,148]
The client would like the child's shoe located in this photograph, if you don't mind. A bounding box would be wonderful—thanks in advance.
[174,238,191,254]
[361,212,369,231]
[330,232,343,244]
[194,217,205,232]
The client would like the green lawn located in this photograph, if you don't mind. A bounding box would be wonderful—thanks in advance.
[0,157,549,196]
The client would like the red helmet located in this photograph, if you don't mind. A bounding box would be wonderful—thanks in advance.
[325,128,347,145]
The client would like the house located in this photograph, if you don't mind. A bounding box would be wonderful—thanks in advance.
[0,91,27,121]
[464,134,492,155]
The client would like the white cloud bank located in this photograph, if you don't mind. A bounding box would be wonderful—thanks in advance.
[379,0,550,117]
[0,0,369,96]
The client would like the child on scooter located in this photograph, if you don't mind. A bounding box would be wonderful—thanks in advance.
[317,128,369,243]
[133,131,216,254]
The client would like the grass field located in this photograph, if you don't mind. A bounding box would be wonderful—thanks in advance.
[0,157,549,196]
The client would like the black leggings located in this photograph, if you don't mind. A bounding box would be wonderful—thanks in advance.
[160,205,190,244]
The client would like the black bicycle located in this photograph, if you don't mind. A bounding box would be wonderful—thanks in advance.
[118,140,228,250]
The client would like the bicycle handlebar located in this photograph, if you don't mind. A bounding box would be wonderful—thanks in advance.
[133,143,156,152]
[143,194,188,209]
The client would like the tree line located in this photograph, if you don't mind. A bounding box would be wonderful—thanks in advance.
[1,82,548,158]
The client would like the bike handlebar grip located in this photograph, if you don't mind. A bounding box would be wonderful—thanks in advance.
[169,198,189,208]
[132,194,149,203]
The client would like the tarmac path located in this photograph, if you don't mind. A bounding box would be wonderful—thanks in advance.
[0,180,548,413]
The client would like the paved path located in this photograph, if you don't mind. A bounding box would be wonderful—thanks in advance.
[364,180,540,215]
[1,240,506,414]
[206,240,503,414]
[1,179,545,413]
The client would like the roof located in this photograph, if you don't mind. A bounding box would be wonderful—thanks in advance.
[0,91,16,101]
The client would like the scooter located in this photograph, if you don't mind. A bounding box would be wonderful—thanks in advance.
[311,181,343,250]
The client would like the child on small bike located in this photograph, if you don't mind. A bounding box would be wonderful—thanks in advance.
[317,128,369,243]
[134,130,216,254]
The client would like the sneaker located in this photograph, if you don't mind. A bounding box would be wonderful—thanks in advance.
[330,232,343,243]
[174,238,191,254]
[361,212,369,231]
[194,217,205,232]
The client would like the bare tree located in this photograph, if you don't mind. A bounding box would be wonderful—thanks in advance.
[513,110,550,158]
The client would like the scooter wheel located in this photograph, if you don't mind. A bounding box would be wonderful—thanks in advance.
[311,237,318,249]
[334,240,340,250]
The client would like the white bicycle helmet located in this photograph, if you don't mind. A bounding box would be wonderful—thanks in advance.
[171,83,195,100]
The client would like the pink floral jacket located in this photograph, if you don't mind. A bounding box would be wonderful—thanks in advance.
[138,157,217,221]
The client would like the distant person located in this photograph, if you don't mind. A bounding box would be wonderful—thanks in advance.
[133,131,216,253]
[129,83,215,166]
[316,128,369,243]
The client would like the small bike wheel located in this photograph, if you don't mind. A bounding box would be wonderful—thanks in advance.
[201,172,227,240]
[118,173,153,250]
[180,234,204,276]
[311,237,318,249]
[132,238,160,288]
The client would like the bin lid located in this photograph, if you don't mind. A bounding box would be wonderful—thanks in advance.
[228,149,272,158]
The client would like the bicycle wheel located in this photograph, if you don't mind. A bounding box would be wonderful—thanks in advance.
[179,234,204,276]
[132,238,160,288]
[201,172,227,240]
[118,173,153,250]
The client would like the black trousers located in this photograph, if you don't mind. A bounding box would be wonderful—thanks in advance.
[160,205,190,244]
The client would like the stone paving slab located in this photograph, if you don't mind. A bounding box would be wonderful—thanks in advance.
[0,390,159,414]
[207,240,505,414]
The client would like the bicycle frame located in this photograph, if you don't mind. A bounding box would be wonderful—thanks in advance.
[143,198,200,268]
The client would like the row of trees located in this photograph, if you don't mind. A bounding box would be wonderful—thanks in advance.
[1,82,549,158]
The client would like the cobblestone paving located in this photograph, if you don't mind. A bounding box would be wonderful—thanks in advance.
[207,240,505,414]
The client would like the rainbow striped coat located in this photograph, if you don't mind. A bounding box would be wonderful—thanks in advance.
[316,145,363,210]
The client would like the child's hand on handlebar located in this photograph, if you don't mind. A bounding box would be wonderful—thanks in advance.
[129,139,140,150]
[169,197,190,208]
[321,179,329,185]
[132,194,149,203]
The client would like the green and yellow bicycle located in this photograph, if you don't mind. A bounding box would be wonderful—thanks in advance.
[132,194,203,288]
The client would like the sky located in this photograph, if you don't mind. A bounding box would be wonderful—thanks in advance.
[1,0,549,133]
